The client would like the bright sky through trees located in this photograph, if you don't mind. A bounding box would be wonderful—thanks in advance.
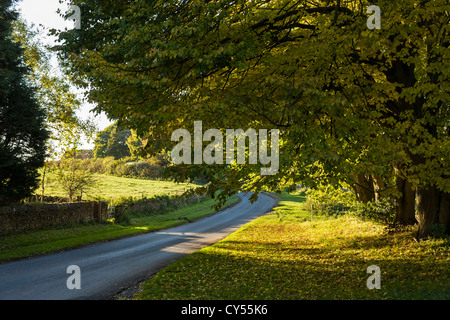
[15,0,112,148]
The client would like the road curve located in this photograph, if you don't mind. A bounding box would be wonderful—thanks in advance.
[0,193,276,300]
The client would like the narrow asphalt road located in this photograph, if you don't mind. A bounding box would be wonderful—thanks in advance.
[0,193,276,300]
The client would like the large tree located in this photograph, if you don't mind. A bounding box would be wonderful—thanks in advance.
[93,122,131,159]
[0,0,49,205]
[54,0,449,238]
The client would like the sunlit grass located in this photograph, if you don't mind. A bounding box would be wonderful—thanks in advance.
[138,191,450,300]
[38,171,200,202]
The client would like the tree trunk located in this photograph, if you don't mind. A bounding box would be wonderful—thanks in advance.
[416,186,449,238]
[40,164,47,202]
[395,176,416,225]
[372,174,385,201]
[354,174,375,203]
[438,192,450,234]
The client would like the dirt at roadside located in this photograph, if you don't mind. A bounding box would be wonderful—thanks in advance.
[113,280,146,300]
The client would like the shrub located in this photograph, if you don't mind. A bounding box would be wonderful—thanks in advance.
[305,184,356,216]
[305,184,400,227]
[108,193,207,225]
[429,223,447,239]
[49,155,169,183]
[86,158,108,174]
[92,157,165,179]
[352,196,397,226]
[111,205,132,225]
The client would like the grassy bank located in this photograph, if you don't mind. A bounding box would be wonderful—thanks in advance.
[0,196,239,263]
[38,172,200,203]
[137,192,450,300]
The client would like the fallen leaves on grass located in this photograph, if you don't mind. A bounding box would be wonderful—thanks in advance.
[138,194,450,300]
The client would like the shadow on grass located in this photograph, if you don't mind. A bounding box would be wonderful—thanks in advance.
[140,230,450,300]
[138,191,449,300]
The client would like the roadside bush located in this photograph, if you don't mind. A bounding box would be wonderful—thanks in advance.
[352,196,397,226]
[109,193,206,225]
[110,204,132,225]
[305,184,356,216]
[306,184,399,227]
[429,223,448,239]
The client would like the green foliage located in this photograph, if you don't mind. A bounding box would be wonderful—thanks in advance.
[306,185,357,216]
[306,184,399,226]
[11,17,95,157]
[126,129,146,158]
[352,197,398,227]
[0,0,49,205]
[110,160,162,180]
[71,154,169,179]
[53,0,448,192]
[54,157,96,201]
[53,1,449,236]
[93,122,131,159]
[83,156,115,174]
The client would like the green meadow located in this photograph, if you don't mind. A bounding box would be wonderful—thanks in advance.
[40,171,199,203]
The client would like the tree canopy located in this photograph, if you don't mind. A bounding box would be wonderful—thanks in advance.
[53,0,449,237]
[12,17,96,157]
[0,0,49,205]
[93,122,132,159]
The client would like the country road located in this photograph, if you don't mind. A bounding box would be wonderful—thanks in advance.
[0,193,276,300]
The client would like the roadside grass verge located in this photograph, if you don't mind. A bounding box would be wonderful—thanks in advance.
[138,192,450,300]
[0,196,239,263]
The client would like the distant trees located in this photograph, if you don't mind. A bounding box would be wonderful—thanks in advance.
[0,0,49,205]
[93,122,148,160]
[93,123,131,159]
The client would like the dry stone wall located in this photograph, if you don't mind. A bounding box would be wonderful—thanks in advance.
[0,201,108,235]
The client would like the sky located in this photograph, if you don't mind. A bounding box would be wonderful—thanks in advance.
[15,0,113,149]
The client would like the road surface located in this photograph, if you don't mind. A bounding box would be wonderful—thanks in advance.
[0,193,276,300]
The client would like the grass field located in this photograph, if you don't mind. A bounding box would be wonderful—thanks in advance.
[39,171,200,203]
[137,192,450,300]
